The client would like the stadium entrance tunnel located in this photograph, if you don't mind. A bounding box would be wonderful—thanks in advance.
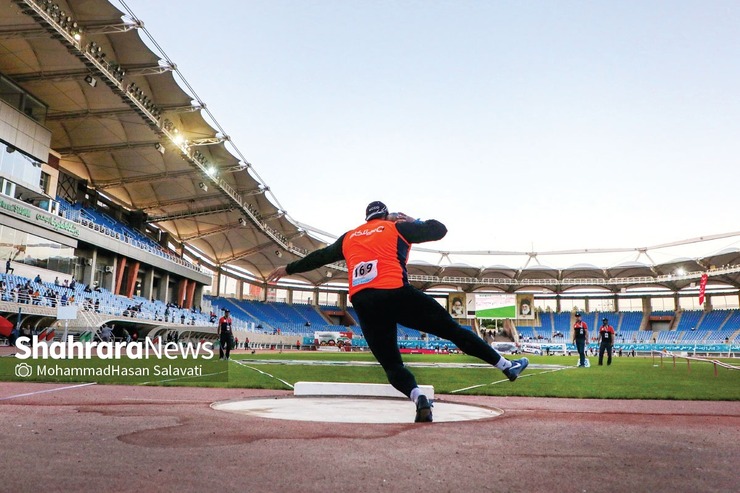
[212,397,503,424]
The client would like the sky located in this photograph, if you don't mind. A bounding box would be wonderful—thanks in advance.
[118,0,740,268]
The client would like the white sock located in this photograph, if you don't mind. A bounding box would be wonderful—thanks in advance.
[410,387,422,404]
[495,358,512,371]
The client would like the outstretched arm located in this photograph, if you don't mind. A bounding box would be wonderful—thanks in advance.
[267,234,346,283]
[266,265,288,283]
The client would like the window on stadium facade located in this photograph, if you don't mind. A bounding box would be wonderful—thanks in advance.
[0,225,75,275]
[0,143,43,192]
[0,74,47,124]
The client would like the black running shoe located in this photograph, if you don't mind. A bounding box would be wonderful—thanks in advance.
[414,395,433,423]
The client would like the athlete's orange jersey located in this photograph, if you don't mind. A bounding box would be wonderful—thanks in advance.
[342,220,411,298]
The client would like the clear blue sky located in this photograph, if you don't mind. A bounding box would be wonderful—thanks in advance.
[120,0,740,267]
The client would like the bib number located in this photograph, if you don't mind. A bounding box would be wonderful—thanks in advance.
[352,260,378,287]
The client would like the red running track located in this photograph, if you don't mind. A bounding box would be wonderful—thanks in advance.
[0,381,738,493]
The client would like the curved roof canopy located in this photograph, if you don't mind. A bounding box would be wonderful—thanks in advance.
[1,0,739,296]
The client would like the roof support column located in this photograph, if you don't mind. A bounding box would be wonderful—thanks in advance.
[142,267,154,301]
[115,256,127,295]
[213,270,221,297]
[185,279,196,309]
[124,260,140,299]
[160,272,171,304]
[176,278,187,307]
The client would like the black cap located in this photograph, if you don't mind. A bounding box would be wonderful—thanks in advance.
[365,201,388,221]
[575,312,582,317]
[603,317,608,322]
[224,308,230,313]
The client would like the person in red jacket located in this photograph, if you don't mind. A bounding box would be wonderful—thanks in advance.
[573,312,589,367]
[268,201,528,423]
[598,317,615,366]
[217,309,233,360]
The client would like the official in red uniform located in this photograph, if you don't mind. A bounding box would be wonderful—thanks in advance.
[267,201,529,422]
[573,312,588,367]
[598,317,615,366]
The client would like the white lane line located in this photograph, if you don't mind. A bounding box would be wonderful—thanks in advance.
[232,359,294,389]
[450,366,573,394]
[0,382,97,401]
[138,370,228,386]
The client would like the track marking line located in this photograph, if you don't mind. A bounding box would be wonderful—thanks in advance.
[138,370,227,386]
[450,366,573,394]
[232,359,294,389]
[0,382,97,401]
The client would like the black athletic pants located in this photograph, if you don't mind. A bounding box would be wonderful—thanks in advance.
[351,285,504,398]
[598,342,613,365]
[219,332,232,359]
[575,338,586,366]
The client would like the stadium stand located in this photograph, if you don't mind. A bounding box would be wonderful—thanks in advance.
[539,311,554,336]
[1,198,737,350]
[675,310,704,332]
[56,198,200,272]
[619,311,644,332]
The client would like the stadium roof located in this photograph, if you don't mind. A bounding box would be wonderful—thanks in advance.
[1,0,739,296]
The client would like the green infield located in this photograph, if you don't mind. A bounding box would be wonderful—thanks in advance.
[1,352,738,400]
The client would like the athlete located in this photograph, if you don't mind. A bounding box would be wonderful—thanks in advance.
[267,201,529,422]
[598,317,615,365]
[572,312,589,367]
[217,309,233,360]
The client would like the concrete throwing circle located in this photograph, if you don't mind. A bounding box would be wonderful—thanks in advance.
[212,397,503,424]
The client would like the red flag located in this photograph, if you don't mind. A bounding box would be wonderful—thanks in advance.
[698,273,709,305]
[0,315,12,338]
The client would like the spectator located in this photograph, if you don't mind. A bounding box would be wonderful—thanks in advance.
[8,326,19,346]
[5,258,14,274]
[100,325,113,342]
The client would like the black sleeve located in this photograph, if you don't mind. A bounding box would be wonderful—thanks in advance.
[395,219,447,244]
[285,234,346,275]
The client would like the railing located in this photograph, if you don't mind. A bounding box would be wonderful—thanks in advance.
[408,263,740,288]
